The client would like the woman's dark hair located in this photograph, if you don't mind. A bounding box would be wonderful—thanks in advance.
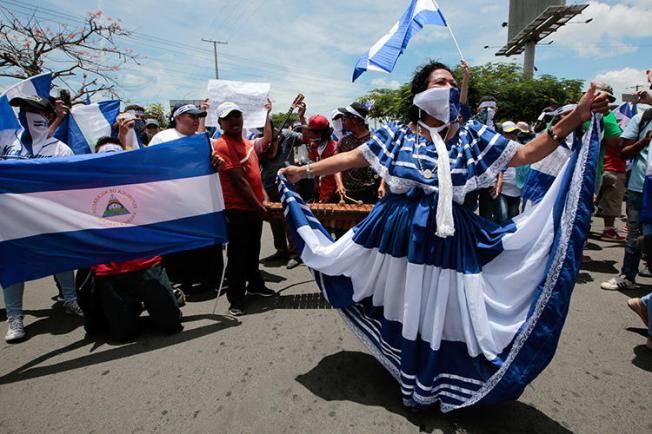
[407,60,452,123]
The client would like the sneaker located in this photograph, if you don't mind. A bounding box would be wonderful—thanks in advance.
[260,251,290,263]
[286,257,303,269]
[173,288,186,307]
[600,275,638,291]
[228,305,245,316]
[639,267,652,278]
[63,299,84,317]
[246,286,276,297]
[5,316,25,342]
[600,229,625,241]
[627,298,650,328]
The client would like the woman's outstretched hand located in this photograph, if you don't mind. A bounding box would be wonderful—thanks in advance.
[576,82,610,122]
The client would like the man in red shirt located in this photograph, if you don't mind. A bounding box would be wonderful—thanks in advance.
[304,115,337,202]
[213,102,276,316]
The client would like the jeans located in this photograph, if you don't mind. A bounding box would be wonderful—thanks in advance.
[503,195,521,220]
[622,191,643,281]
[2,270,76,317]
[94,264,181,341]
[225,209,265,309]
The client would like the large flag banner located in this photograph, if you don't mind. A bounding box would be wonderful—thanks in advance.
[53,100,121,154]
[0,134,227,287]
[205,79,270,129]
[352,0,447,82]
[0,73,52,151]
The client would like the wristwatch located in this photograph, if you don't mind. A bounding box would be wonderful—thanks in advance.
[305,164,313,179]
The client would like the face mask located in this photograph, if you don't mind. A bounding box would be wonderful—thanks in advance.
[18,111,50,151]
[413,87,460,125]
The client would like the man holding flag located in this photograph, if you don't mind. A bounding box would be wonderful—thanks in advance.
[1,94,82,342]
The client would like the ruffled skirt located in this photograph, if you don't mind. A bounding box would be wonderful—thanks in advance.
[278,122,599,412]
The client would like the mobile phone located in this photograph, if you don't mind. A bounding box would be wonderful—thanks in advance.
[622,94,639,103]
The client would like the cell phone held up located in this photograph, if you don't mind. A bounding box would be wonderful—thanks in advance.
[622,93,640,103]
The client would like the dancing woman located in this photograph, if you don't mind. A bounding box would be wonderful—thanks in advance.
[279,61,608,412]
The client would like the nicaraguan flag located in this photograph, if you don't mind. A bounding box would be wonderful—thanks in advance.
[352,0,447,82]
[53,100,121,154]
[614,102,638,130]
[0,134,227,287]
[0,73,52,150]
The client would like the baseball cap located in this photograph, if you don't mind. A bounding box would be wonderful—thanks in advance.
[305,115,330,131]
[216,102,243,119]
[516,121,530,133]
[337,102,369,120]
[171,104,207,119]
[595,82,616,103]
[145,118,160,127]
[9,95,54,114]
[501,121,518,133]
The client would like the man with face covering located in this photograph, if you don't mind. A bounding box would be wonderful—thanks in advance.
[1,96,82,343]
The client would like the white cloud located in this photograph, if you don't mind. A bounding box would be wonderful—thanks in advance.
[370,78,401,90]
[552,1,652,57]
[592,67,649,102]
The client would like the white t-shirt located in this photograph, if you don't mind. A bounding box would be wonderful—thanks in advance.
[147,128,189,146]
[501,167,521,198]
[1,137,73,160]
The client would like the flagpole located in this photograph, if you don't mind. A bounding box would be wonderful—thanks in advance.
[433,0,465,61]
[445,19,465,61]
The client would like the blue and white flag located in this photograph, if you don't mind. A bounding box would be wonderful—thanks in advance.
[0,73,52,150]
[0,134,227,287]
[352,0,447,82]
[614,102,638,130]
[53,100,121,154]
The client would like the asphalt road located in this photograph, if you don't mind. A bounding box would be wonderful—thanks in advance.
[1,219,651,433]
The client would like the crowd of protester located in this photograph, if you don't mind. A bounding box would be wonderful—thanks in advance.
[1,66,652,353]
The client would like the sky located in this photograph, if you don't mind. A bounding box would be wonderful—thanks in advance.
[1,0,651,116]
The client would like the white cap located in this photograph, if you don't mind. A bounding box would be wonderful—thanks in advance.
[217,102,242,119]
[501,121,518,133]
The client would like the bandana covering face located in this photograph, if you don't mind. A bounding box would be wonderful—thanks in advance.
[18,111,50,155]
[413,87,461,125]
[412,87,461,238]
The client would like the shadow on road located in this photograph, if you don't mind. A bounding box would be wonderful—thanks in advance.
[247,291,332,314]
[0,314,239,385]
[576,272,593,284]
[580,259,618,274]
[0,307,84,342]
[296,351,572,433]
[632,345,652,372]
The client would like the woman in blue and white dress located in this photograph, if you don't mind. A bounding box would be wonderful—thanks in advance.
[279,61,609,412]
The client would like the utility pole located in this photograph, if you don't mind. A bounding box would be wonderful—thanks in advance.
[201,39,228,79]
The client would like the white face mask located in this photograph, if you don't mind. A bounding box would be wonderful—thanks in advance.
[413,87,460,125]
[24,112,50,146]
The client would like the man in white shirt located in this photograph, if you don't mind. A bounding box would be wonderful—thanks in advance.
[148,103,207,146]
[1,95,82,343]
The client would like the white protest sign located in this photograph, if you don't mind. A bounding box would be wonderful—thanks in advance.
[206,79,270,128]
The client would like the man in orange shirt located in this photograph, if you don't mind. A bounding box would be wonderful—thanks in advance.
[213,102,276,316]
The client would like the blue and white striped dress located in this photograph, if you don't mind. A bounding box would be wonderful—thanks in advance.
[278,118,601,412]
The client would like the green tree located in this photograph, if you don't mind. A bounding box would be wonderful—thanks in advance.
[145,103,168,128]
[270,112,299,129]
[360,62,584,124]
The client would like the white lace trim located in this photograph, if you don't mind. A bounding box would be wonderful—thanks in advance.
[438,117,598,413]
[360,137,521,205]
